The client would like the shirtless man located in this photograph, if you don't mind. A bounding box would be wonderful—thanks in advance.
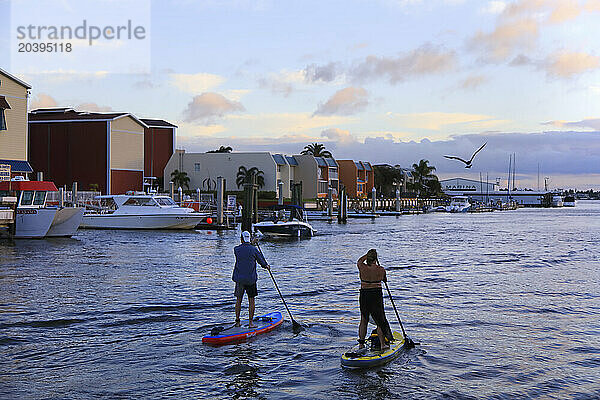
[357,249,393,350]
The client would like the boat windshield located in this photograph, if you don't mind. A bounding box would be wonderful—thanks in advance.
[123,197,155,206]
[20,191,34,206]
[33,191,46,206]
[155,197,176,206]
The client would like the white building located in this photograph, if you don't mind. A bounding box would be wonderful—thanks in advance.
[441,177,550,206]
[163,151,299,197]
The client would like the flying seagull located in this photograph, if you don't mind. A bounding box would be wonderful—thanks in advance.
[444,142,487,168]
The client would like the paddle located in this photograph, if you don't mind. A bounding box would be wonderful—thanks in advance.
[256,242,304,333]
[384,280,416,348]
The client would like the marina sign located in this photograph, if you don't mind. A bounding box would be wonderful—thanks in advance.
[0,164,11,182]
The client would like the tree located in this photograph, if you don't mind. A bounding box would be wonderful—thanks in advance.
[236,166,265,189]
[411,159,439,197]
[301,143,332,158]
[207,146,233,153]
[170,169,190,190]
[373,165,404,197]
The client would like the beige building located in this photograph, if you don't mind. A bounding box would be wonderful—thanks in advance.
[292,155,339,199]
[0,68,33,175]
[164,151,299,197]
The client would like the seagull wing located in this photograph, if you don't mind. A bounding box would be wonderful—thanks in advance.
[468,142,487,162]
[444,155,469,164]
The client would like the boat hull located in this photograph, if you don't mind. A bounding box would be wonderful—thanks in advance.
[254,221,314,238]
[80,214,205,230]
[14,208,57,238]
[46,207,84,237]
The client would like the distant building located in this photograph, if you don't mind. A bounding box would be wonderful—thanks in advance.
[337,160,374,198]
[140,118,176,180]
[29,108,148,194]
[163,151,299,197]
[0,68,33,177]
[440,177,498,194]
[293,155,339,199]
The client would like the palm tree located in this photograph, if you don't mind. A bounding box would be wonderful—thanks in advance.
[411,160,437,197]
[170,169,190,190]
[207,146,233,153]
[236,166,265,189]
[301,143,332,158]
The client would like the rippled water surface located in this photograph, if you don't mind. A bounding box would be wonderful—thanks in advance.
[1,202,600,399]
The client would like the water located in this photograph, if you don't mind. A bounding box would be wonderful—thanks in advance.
[1,202,599,399]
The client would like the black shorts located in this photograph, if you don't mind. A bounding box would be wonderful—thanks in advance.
[359,288,393,340]
[235,282,258,298]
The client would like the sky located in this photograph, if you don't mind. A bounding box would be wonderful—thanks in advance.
[1,0,600,189]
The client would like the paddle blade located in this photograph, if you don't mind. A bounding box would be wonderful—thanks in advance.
[403,336,416,349]
[291,319,304,333]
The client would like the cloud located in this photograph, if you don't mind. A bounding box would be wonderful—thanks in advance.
[350,44,456,84]
[304,62,340,83]
[314,87,369,116]
[459,75,488,90]
[170,73,225,94]
[225,112,356,134]
[470,18,539,61]
[481,1,507,14]
[133,79,154,89]
[182,92,245,124]
[321,128,357,144]
[258,69,305,96]
[544,51,600,78]
[30,93,59,109]
[548,0,581,23]
[386,111,506,131]
[543,118,600,131]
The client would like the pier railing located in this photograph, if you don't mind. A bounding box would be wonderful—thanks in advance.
[312,197,446,212]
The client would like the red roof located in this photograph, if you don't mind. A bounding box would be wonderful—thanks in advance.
[0,181,58,191]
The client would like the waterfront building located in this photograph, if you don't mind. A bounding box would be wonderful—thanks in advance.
[441,177,498,194]
[441,177,551,206]
[29,108,148,194]
[163,151,299,198]
[337,160,374,198]
[140,118,176,181]
[0,68,33,177]
[292,155,339,199]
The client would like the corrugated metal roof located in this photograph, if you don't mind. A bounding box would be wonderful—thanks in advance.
[315,157,328,167]
[285,156,298,166]
[0,159,33,173]
[355,161,365,170]
[272,154,286,165]
[325,158,337,167]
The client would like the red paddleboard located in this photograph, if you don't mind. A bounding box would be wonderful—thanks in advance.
[202,312,283,345]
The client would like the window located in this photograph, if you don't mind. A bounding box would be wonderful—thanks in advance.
[33,191,46,206]
[0,109,6,131]
[194,163,201,172]
[123,197,152,206]
[277,165,281,173]
[156,197,176,206]
[20,191,34,206]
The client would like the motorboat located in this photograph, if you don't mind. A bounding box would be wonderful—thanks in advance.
[81,194,209,229]
[253,205,315,238]
[46,207,85,237]
[0,179,58,238]
[563,195,576,207]
[446,196,471,213]
[552,194,564,207]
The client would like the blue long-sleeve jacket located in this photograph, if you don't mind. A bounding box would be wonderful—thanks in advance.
[232,242,268,285]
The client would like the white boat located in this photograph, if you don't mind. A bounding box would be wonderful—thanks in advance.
[552,194,564,207]
[446,196,471,213]
[0,179,58,238]
[46,207,85,237]
[254,205,315,238]
[81,194,208,230]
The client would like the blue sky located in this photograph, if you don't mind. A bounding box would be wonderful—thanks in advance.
[2,0,600,189]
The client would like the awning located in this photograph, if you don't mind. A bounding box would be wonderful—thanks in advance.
[0,96,11,109]
[0,159,33,173]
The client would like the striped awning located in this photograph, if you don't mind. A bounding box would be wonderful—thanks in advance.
[0,96,11,109]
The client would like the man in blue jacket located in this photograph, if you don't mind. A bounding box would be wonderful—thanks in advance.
[233,231,270,328]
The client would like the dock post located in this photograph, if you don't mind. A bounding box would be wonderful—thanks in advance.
[395,188,401,212]
[37,172,43,181]
[216,176,224,225]
[170,181,175,200]
[327,187,333,217]
[196,188,201,203]
[72,182,78,207]
[242,175,257,232]
[178,186,183,205]
[371,187,377,213]
[278,181,284,205]
[338,186,347,223]
[58,187,64,208]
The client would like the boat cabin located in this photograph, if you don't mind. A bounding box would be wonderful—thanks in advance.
[0,180,58,209]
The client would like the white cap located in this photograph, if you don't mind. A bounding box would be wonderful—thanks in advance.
[241,231,251,242]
